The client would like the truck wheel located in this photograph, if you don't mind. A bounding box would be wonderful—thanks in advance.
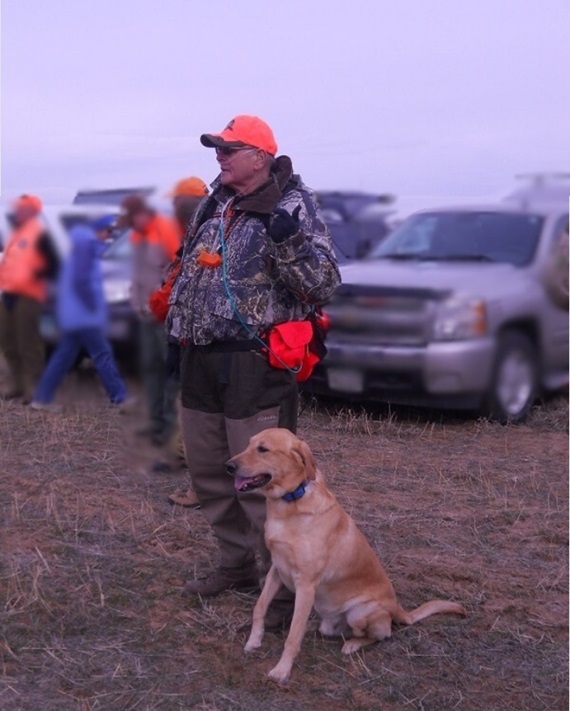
[486,332,539,423]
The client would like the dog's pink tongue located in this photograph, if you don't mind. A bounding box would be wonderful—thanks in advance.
[234,477,248,491]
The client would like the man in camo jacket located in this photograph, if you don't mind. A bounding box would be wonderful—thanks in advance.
[168,115,340,626]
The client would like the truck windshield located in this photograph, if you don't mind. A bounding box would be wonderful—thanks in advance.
[371,211,544,266]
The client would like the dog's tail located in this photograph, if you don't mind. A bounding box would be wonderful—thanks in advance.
[393,600,466,626]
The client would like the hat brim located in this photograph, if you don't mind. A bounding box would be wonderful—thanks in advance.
[200,133,249,149]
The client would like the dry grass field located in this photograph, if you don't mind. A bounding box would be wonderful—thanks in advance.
[1,363,568,711]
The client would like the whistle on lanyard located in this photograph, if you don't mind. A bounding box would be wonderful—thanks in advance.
[197,250,223,268]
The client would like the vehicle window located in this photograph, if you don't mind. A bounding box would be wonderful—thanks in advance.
[60,214,93,231]
[321,207,344,223]
[371,211,544,266]
[327,222,356,263]
[102,230,132,259]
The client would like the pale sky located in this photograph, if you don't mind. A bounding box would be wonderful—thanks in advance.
[2,0,569,209]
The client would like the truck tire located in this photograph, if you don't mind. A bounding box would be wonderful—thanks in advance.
[485,331,539,423]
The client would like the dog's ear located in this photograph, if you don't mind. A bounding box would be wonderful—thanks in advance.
[293,439,317,481]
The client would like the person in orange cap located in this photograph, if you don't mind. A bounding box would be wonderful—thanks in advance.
[119,193,182,449]
[167,114,341,628]
[166,176,209,237]
[0,194,60,402]
[164,176,209,505]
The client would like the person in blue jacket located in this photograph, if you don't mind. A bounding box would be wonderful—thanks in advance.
[30,217,131,412]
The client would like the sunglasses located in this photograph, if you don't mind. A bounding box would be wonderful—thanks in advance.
[214,146,257,157]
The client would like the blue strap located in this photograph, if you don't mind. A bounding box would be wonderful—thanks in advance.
[282,480,309,502]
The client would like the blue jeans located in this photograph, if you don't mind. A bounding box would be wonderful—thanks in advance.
[33,328,128,404]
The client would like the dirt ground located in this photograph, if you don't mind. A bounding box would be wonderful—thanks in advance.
[0,360,568,711]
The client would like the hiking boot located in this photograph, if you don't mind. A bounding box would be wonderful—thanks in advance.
[114,395,138,414]
[30,401,63,414]
[150,459,176,474]
[264,598,296,631]
[182,566,259,598]
[168,487,201,508]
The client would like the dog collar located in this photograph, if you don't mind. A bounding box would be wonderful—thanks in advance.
[282,480,309,502]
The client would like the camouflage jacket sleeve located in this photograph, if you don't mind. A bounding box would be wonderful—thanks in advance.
[272,185,341,305]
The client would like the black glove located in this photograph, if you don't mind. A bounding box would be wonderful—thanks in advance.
[267,205,301,243]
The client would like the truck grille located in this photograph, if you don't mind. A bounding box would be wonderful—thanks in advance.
[325,285,446,347]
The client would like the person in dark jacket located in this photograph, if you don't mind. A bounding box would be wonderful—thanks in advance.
[120,194,181,446]
[0,194,60,402]
[162,176,209,502]
[168,114,340,627]
[30,218,131,412]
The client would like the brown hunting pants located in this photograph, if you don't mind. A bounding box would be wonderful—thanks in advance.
[179,345,298,573]
[0,295,45,398]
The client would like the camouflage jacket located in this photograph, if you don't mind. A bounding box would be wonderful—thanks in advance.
[167,156,341,345]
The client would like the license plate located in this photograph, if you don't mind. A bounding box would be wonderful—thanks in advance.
[326,368,364,393]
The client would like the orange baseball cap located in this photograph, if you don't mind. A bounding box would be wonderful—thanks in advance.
[200,115,278,156]
[166,176,209,198]
[12,194,42,213]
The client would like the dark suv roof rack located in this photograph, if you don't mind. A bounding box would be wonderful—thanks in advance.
[73,187,155,206]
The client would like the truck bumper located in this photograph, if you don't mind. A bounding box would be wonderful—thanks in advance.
[306,337,496,407]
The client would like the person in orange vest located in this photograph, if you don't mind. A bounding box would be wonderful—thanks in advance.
[0,194,60,402]
[119,194,181,449]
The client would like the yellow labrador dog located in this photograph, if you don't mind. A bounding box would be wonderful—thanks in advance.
[226,427,466,683]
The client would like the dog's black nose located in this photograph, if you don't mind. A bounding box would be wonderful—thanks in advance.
[226,460,237,476]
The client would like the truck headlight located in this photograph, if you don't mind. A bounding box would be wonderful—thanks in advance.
[432,296,487,341]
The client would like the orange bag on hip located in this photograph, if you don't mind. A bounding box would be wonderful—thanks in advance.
[264,308,330,382]
[148,260,181,322]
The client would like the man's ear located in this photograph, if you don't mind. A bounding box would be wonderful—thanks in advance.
[293,439,317,480]
[253,148,271,171]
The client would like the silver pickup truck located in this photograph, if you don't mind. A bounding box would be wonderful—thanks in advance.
[308,177,569,422]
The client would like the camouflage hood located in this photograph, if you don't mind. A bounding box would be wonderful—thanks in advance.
[167,156,341,346]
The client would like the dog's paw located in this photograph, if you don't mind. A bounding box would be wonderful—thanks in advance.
[341,639,362,655]
[319,619,336,636]
[244,625,264,652]
[268,664,291,684]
